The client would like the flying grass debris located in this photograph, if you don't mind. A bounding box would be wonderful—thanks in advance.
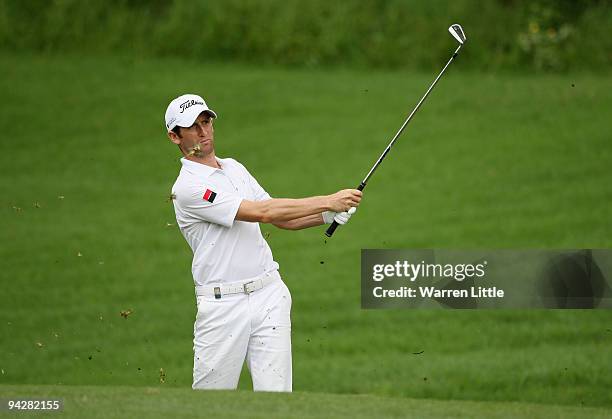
[187,144,203,157]
[35,342,44,348]
[159,368,166,384]
[120,309,133,319]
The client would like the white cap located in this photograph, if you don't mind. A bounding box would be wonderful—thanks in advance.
[164,94,217,132]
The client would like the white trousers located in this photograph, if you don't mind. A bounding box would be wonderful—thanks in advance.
[192,272,292,392]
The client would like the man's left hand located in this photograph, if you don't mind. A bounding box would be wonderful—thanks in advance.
[322,207,357,225]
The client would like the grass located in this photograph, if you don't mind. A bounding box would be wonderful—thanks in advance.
[0,52,611,415]
[1,384,611,419]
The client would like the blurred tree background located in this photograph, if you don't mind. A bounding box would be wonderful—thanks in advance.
[1,0,609,72]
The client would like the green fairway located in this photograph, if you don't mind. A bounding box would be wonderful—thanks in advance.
[1,384,611,419]
[1,52,611,414]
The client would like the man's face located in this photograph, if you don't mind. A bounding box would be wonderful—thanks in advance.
[168,111,215,157]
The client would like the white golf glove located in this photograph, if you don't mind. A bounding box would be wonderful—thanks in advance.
[322,207,357,225]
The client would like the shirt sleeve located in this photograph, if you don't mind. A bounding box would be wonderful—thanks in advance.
[237,161,271,201]
[174,183,243,228]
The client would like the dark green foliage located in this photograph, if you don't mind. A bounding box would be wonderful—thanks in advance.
[0,0,609,71]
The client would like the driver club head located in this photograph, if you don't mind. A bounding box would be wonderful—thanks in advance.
[449,24,467,45]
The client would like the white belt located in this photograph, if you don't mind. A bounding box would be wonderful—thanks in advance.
[195,271,279,299]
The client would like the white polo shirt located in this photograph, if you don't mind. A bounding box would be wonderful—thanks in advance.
[171,157,279,287]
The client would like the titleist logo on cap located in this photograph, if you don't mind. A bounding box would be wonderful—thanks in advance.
[180,99,204,113]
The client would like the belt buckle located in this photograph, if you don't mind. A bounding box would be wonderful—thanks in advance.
[243,281,255,294]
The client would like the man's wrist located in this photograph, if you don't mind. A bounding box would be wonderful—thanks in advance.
[319,195,333,212]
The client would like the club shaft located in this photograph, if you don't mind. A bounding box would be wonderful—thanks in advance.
[361,44,462,186]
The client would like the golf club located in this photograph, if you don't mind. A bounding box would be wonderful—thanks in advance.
[325,24,468,238]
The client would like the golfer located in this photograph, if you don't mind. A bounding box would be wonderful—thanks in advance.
[165,94,361,392]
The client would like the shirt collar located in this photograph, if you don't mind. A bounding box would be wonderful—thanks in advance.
[180,157,225,178]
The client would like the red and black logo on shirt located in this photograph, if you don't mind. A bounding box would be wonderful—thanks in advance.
[203,188,217,203]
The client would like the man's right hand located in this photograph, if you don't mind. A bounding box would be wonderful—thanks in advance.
[327,189,362,212]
